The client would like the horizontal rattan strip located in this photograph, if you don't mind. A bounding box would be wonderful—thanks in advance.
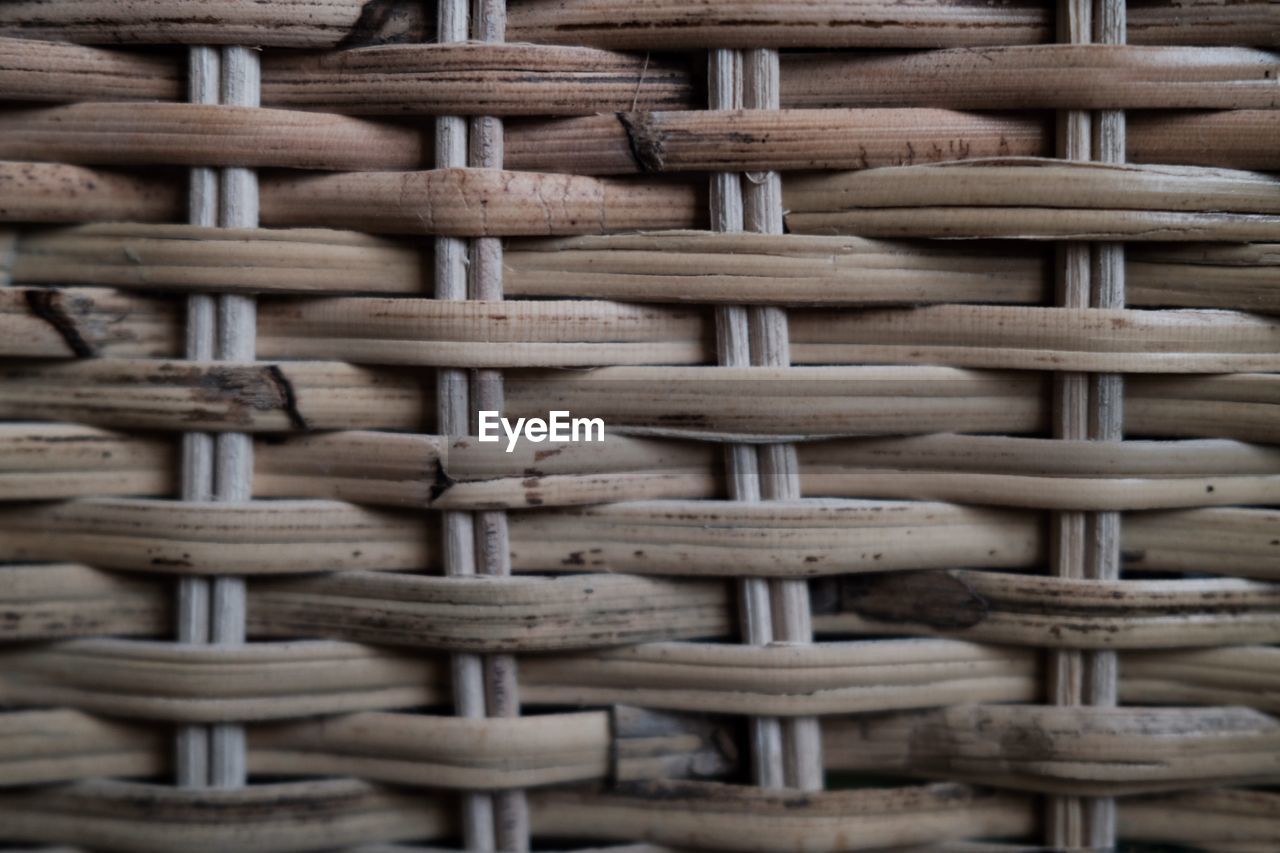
[533,781,1032,852]
[0,562,170,640]
[257,429,718,510]
[783,46,1280,109]
[3,704,1273,797]
[507,109,1048,174]
[258,432,1280,512]
[0,778,1033,853]
[266,706,730,790]
[263,432,1280,512]
[785,159,1280,240]
[0,498,436,575]
[5,497,1273,580]
[9,289,1280,372]
[505,235,1280,310]
[822,570,1280,649]
[2,627,1273,718]
[1120,788,1280,851]
[260,43,694,115]
[0,104,427,171]
[0,162,705,235]
[0,1,429,48]
[1127,373,1280,446]
[6,224,429,295]
[0,423,174,502]
[9,159,1280,240]
[505,0,1280,49]
[0,778,449,853]
[1,102,1276,174]
[4,360,1279,444]
[248,571,731,650]
[0,558,730,648]
[786,306,1280,372]
[0,359,431,433]
[825,705,1280,796]
[12,226,1275,315]
[0,632,444,718]
[1124,646,1280,714]
[510,110,1280,174]
[255,298,708,368]
[1125,507,1280,580]
[0,36,180,102]
[0,707,732,791]
[0,105,1042,172]
[0,632,1023,718]
[530,643,1279,717]
[258,168,702,236]
[15,426,1279,512]
[0,497,1033,578]
[522,639,1037,717]
[5,0,1276,48]
[9,39,1276,114]
[1,287,180,358]
[9,158,1280,239]
[1127,110,1280,172]
[0,708,166,787]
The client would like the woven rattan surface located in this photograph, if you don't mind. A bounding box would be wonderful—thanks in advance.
[0,1,1278,851]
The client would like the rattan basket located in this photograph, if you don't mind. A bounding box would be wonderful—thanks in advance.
[0,1,1277,851]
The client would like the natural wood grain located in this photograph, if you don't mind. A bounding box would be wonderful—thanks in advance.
[783,46,1280,109]
[825,705,1280,794]
[0,1,429,48]
[262,43,692,115]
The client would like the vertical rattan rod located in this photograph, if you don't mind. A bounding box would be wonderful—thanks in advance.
[177,43,257,794]
[1048,0,1117,846]
[740,48,823,793]
[175,44,218,789]
[207,43,259,791]
[1081,0,1126,844]
[1047,0,1091,840]
[470,0,529,848]
[709,47,788,790]
[436,0,498,847]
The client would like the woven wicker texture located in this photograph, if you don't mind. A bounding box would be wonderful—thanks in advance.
[0,1,1277,851]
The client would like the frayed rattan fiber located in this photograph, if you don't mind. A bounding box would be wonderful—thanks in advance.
[0,1,1277,851]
